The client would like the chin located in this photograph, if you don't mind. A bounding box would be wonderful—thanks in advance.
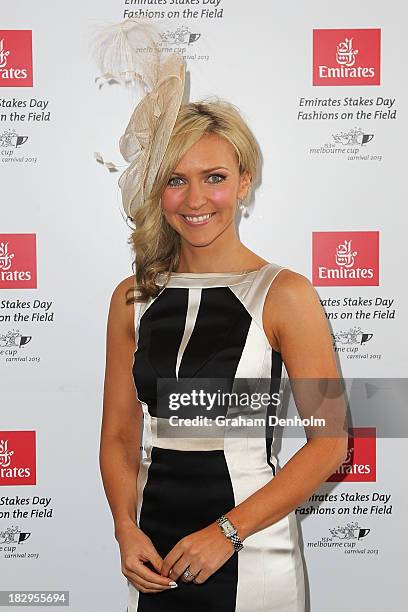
[171,215,234,241]
[181,233,220,248]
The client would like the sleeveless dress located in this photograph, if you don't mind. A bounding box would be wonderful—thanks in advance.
[127,262,305,612]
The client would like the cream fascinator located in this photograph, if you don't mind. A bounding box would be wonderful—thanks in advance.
[93,18,186,222]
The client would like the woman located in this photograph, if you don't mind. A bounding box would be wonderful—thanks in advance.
[100,100,347,611]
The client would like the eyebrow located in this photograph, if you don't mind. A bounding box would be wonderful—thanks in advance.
[170,166,230,177]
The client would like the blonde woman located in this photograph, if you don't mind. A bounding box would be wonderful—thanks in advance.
[100,100,347,611]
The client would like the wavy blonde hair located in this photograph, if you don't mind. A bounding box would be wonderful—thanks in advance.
[126,98,261,304]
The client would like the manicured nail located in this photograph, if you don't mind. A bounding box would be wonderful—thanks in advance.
[169,581,178,588]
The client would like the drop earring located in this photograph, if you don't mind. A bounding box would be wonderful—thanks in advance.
[238,199,250,218]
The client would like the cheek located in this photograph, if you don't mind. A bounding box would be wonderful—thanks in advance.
[210,184,237,208]
[161,188,184,212]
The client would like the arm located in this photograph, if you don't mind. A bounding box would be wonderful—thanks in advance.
[100,276,142,537]
[223,270,348,540]
[100,277,176,593]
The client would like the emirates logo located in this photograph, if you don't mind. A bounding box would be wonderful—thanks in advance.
[0,31,33,87]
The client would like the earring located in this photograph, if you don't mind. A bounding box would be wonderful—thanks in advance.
[238,200,250,218]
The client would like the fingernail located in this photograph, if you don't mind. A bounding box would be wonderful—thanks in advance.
[169,581,178,588]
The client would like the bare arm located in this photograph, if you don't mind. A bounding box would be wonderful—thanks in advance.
[224,270,349,540]
[100,277,176,593]
[99,276,142,539]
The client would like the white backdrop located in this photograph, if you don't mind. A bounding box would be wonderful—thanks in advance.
[1,1,407,610]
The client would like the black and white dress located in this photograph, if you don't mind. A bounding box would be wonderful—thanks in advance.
[127,262,305,612]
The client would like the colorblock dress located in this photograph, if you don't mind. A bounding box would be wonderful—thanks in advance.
[127,262,305,612]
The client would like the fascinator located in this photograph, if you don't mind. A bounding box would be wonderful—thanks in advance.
[93,18,186,221]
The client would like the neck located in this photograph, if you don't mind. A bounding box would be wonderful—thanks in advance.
[176,242,258,274]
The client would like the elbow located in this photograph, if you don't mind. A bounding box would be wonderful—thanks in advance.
[308,436,349,474]
[330,438,349,471]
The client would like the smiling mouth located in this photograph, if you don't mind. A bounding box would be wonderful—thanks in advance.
[181,212,216,225]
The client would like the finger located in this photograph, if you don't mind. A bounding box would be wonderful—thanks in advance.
[180,566,201,583]
[161,549,184,577]
[127,570,177,592]
[128,574,176,593]
[168,559,197,582]
[147,550,165,575]
[193,570,209,584]
[125,562,176,588]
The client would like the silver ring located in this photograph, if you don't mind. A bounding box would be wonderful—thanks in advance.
[182,566,196,580]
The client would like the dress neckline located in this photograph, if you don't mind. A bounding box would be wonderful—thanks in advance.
[164,262,270,278]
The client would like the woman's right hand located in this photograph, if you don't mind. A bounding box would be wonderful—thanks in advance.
[116,522,178,594]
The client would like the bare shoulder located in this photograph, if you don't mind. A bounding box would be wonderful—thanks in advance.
[268,268,319,304]
[108,274,138,343]
[263,268,324,352]
[263,267,339,377]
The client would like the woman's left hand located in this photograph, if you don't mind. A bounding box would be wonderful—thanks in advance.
[160,522,236,584]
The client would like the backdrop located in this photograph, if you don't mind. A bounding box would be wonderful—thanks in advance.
[1,1,407,610]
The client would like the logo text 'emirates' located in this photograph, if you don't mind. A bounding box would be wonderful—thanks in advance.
[313,29,381,86]
[0,433,36,485]
[312,232,379,287]
[0,235,37,289]
[0,31,33,87]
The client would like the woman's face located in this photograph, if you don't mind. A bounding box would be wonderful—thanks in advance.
[161,133,251,247]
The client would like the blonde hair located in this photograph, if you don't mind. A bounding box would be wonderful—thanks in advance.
[126,98,261,304]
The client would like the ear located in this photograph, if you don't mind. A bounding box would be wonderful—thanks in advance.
[237,171,252,201]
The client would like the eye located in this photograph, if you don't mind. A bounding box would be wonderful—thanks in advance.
[207,174,226,184]
[167,176,185,187]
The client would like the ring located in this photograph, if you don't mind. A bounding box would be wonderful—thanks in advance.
[182,566,196,580]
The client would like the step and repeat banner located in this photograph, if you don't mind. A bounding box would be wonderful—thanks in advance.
[1,1,407,610]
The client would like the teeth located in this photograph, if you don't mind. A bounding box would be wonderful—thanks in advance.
[184,213,213,223]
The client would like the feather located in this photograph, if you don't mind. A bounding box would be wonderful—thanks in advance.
[92,18,186,219]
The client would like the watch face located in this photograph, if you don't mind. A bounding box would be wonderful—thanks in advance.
[223,521,237,536]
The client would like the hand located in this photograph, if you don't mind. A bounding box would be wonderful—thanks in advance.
[115,522,177,594]
[160,522,235,585]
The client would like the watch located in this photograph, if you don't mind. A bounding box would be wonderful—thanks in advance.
[216,515,244,552]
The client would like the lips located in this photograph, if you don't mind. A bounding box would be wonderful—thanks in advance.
[181,212,216,226]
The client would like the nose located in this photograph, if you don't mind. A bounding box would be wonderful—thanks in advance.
[185,179,208,211]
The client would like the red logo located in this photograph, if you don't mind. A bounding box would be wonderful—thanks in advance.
[0,30,33,87]
[328,427,376,482]
[313,29,381,86]
[0,234,37,288]
[312,231,379,287]
[0,432,36,486]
